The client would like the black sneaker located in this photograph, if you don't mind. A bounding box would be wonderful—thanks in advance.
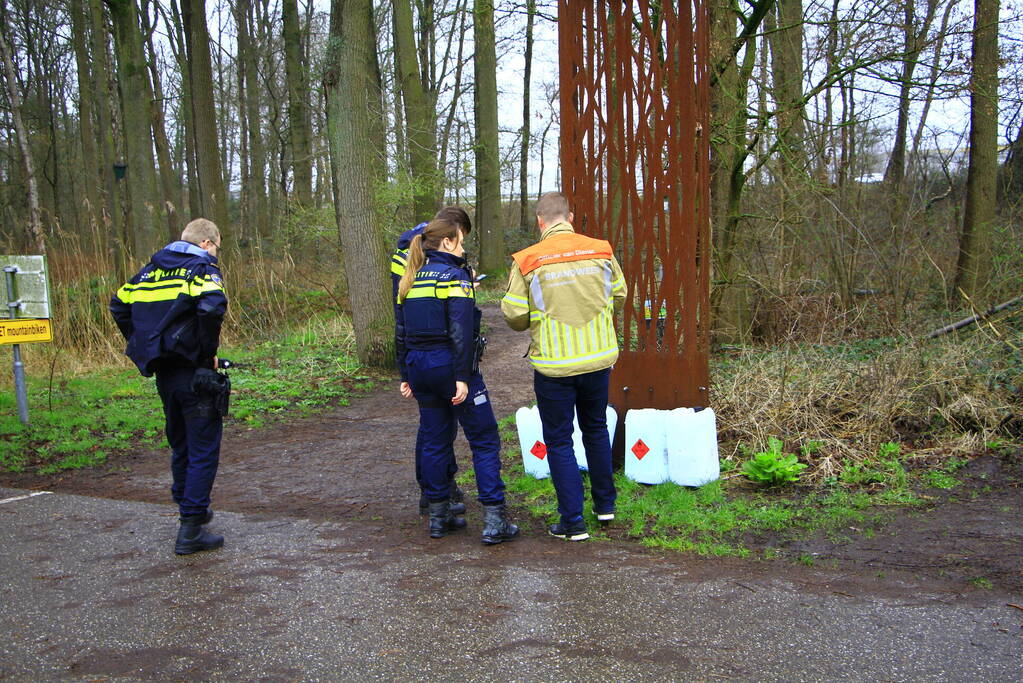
[595,510,615,523]
[548,520,589,542]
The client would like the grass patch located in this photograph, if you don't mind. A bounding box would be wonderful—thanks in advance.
[488,414,976,559]
[0,313,369,474]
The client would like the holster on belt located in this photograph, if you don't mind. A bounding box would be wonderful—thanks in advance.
[472,334,487,375]
[191,367,232,417]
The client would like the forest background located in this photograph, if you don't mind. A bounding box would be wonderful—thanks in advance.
[0,0,1021,486]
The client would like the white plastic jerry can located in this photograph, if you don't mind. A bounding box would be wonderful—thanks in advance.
[666,407,720,486]
[515,405,550,479]
[516,405,619,479]
[624,408,671,484]
[570,406,619,471]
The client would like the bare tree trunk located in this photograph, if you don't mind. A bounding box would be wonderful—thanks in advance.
[69,0,103,239]
[393,0,440,220]
[437,0,468,193]
[768,0,807,290]
[141,0,181,239]
[909,0,955,174]
[236,0,269,242]
[954,0,998,303]
[283,0,312,205]
[89,0,126,270]
[709,0,767,341]
[883,0,938,191]
[518,0,535,232]
[473,0,502,271]
[233,2,251,243]
[0,1,44,252]
[324,0,394,366]
[1000,118,1023,205]
[106,0,162,257]
[387,2,410,220]
[166,0,200,217]
[213,9,232,205]
[182,0,230,232]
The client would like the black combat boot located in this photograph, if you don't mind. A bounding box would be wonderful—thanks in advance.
[450,478,465,504]
[427,500,466,539]
[481,504,519,545]
[420,493,466,516]
[175,514,224,555]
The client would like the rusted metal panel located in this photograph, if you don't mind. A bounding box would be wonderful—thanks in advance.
[559,0,711,430]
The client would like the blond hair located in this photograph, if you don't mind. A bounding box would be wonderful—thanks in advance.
[535,192,570,224]
[181,218,220,245]
[397,219,462,302]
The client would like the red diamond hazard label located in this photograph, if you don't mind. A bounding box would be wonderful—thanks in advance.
[632,439,650,460]
[530,441,547,460]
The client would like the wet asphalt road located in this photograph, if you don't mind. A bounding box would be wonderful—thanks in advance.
[2,486,1021,681]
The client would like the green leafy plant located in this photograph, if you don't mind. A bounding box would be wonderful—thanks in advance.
[742,437,807,486]
[799,440,824,457]
[877,441,901,459]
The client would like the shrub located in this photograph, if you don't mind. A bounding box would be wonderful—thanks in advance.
[742,437,807,486]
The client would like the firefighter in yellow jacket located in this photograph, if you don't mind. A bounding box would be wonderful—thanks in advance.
[501,192,627,541]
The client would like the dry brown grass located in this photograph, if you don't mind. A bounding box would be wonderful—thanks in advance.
[0,239,350,389]
[713,325,1021,481]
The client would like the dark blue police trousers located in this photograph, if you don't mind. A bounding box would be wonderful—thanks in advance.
[407,352,505,504]
[533,367,617,524]
[155,367,222,517]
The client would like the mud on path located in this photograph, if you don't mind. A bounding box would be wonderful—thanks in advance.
[3,305,1022,594]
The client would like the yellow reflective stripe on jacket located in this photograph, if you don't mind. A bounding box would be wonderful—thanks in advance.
[189,275,224,297]
[502,292,529,309]
[529,304,618,366]
[116,270,222,304]
[530,347,620,368]
[114,282,134,304]
[391,249,409,276]
[117,275,189,303]
[404,279,475,300]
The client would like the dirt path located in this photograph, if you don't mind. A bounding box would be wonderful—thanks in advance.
[2,305,536,529]
[3,304,1022,592]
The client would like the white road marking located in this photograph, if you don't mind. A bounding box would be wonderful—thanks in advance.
[0,491,53,505]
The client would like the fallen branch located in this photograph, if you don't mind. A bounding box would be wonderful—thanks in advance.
[926,294,1023,339]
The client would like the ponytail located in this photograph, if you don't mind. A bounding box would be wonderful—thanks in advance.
[397,219,463,302]
[398,234,425,302]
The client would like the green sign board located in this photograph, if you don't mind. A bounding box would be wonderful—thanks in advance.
[2,255,51,319]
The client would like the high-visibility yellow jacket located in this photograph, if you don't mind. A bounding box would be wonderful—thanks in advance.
[501,222,627,377]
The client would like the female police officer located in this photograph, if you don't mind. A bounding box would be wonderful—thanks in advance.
[395,218,518,544]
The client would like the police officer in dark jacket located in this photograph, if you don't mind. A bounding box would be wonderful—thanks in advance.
[110,218,228,555]
[391,207,474,517]
[395,218,518,544]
